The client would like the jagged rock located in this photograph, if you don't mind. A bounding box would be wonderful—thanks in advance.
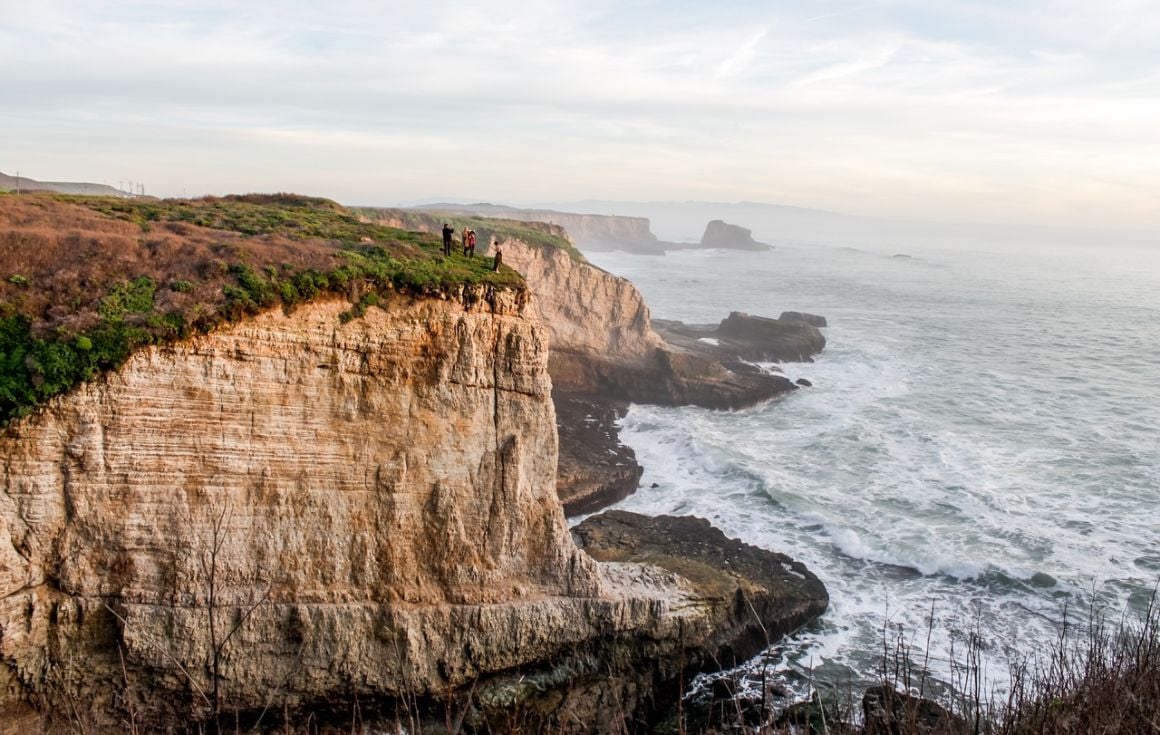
[717,312,827,360]
[796,378,813,387]
[571,511,828,730]
[554,393,643,516]
[655,311,826,366]
[700,220,771,251]
[862,686,968,735]
[574,511,829,667]
[779,311,828,328]
[502,239,808,516]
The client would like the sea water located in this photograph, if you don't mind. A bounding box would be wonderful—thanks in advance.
[583,237,1160,698]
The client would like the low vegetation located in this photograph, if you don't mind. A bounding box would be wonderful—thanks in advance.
[352,206,588,263]
[691,591,1160,734]
[0,193,526,425]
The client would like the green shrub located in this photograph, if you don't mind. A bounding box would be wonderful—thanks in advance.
[0,194,528,425]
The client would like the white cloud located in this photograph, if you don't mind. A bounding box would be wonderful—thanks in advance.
[0,0,1157,228]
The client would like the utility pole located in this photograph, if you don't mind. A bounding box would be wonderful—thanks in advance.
[15,170,19,194]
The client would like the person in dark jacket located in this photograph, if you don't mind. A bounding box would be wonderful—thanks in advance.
[441,223,454,256]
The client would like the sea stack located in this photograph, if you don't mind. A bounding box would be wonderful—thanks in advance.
[699,219,771,251]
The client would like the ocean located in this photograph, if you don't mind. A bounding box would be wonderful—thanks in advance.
[582,237,1160,699]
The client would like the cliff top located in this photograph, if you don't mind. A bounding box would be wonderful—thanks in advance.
[0,192,526,424]
[354,206,588,263]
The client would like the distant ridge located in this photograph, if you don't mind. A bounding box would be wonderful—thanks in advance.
[0,170,129,197]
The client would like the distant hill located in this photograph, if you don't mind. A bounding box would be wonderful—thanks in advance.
[0,170,128,197]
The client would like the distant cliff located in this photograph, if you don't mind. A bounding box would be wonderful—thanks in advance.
[412,203,668,254]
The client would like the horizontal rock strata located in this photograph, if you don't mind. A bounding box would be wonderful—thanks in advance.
[0,289,828,732]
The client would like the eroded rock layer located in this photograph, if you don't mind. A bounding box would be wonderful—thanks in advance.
[0,291,598,726]
[0,289,828,732]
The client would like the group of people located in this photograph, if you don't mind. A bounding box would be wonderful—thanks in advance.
[440,223,476,257]
[441,222,502,271]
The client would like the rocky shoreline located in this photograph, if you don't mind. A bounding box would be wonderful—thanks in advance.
[1,200,834,732]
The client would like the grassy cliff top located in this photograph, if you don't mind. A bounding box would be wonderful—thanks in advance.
[0,192,526,425]
[352,206,587,263]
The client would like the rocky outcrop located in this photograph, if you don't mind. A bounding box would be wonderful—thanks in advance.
[862,686,967,735]
[780,311,828,328]
[655,311,826,364]
[500,241,825,514]
[699,220,771,251]
[501,243,809,408]
[574,512,828,658]
[0,289,828,731]
[554,395,642,516]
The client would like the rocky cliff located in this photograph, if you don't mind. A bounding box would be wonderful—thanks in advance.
[0,290,592,722]
[501,210,657,251]
[499,240,824,514]
[0,287,827,731]
[398,204,666,254]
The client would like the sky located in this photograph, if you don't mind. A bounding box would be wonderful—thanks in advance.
[2,0,1159,229]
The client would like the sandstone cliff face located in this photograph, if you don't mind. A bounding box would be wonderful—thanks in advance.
[0,281,830,733]
[501,240,812,514]
[0,290,603,725]
[500,240,664,367]
[504,211,656,249]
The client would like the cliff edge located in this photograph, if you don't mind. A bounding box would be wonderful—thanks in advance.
[0,195,828,732]
[500,239,824,514]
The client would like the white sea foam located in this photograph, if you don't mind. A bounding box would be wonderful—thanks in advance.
[590,242,1160,694]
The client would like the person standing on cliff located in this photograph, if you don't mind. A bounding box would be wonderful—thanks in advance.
[492,246,502,271]
[441,223,454,256]
[465,229,477,258]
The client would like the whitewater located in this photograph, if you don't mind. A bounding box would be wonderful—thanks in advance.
[583,237,1160,695]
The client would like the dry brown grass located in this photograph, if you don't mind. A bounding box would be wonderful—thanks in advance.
[0,195,354,336]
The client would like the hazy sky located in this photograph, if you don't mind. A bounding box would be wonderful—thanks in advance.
[3,0,1158,228]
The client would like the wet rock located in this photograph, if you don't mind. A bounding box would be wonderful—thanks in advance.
[862,686,967,735]
[779,311,828,328]
[554,392,643,516]
[796,378,813,387]
[775,694,855,734]
[574,511,829,668]
[657,312,826,366]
